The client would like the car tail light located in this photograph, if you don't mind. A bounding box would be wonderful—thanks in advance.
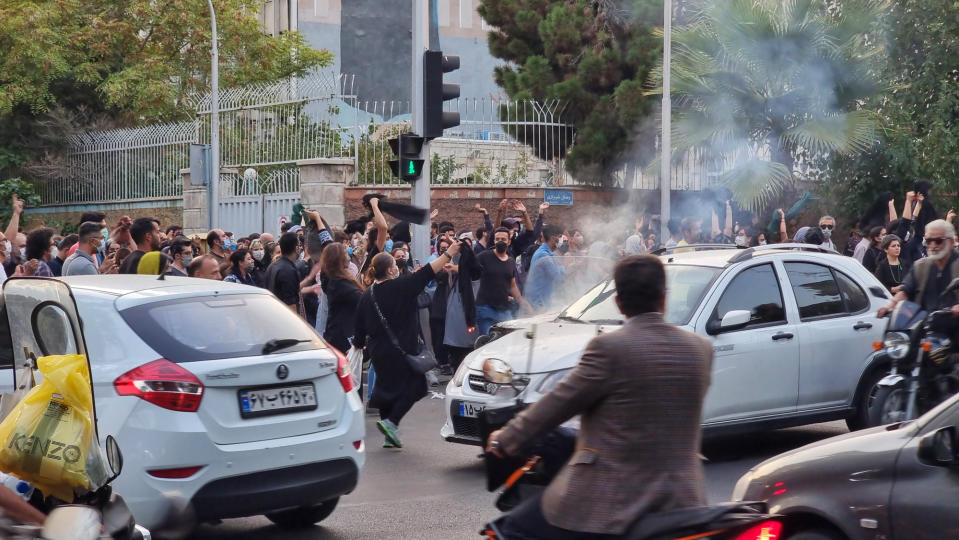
[147,466,203,479]
[114,359,204,412]
[330,347,355,392]
[733,520,782,540]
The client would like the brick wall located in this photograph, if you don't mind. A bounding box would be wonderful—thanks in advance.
[23,206,184,235]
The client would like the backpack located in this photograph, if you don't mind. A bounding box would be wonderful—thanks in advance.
[521,243,539,273]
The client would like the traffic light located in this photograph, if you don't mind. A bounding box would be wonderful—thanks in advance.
[388,132,425,182]
[423,50,460,139]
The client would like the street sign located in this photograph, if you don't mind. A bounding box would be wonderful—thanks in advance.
[544,190,573,206]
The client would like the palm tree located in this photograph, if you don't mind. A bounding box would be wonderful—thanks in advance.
[649,0,889,210]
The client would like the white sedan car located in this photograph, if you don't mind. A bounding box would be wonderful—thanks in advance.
[0,275,365,532]
[442,244,892,445]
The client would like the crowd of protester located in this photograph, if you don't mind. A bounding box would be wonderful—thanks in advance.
[0,181,953,448]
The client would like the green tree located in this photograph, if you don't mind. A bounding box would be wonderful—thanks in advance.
[825,0,959,218]
[477,0,664,181]
[0,0,332,184]
[650,0,888,210]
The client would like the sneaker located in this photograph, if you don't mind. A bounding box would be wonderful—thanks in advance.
[439,365,454,376]
[383,439,397,449]
[426,370,439,387]
[376,419,403,448]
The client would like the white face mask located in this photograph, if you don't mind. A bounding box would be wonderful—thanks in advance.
[19,247,26,259]
[253,250,265,261]
[50,247,59,259]
[735,234,746,247]
[3,241,10,254]
[759,240,767,246]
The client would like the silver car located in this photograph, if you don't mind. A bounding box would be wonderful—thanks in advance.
[442,244,892,445]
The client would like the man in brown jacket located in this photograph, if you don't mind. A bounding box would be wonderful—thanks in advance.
[487,254,713,538]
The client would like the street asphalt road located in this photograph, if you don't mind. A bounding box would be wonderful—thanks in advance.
[188,388,848,540]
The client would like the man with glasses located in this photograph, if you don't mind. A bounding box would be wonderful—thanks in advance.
[818,215,837,251]
[878,219,959,318]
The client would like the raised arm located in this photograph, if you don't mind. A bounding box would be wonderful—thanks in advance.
[514,200,534,231]
[888,195,898,222]
[494,199,508,230]
[710,209,721,238]
[724,201,733,236]
[777,209,787,243]
[370,198,388,251]
[4,194,22,245]
[902,191,916,220]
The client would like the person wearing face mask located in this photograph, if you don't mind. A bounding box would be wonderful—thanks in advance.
[165,237,193,277]
[63,222,104,276]
[525,224,568,312]
[249,239,268,286]
[206,230,228,268]
[19,228,56,277]
[750,232,767,247]
[878,220,959,318]
[222,248,257,286]
[353,241,463,449]
[476,228,532,335]
[818,215,837,251]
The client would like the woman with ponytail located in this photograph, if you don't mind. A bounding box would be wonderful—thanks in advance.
[320,243,364,354]
[353,240,463,449]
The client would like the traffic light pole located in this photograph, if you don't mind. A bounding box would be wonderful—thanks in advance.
[411,0,431,264]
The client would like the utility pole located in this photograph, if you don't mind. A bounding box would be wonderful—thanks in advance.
[207,0,220,230]
[660,0,672,243]
[411,0,431,264]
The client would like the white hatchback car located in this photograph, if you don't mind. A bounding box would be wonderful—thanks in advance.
[0,275,365,531]
[442,244,892,445]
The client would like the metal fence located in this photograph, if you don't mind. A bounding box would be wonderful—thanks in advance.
[354,98,577,186]
[195,72,358,168]
[38,122,194,204]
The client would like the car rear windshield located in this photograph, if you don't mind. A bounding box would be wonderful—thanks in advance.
[557,265,720,325]
[119,293,325,363]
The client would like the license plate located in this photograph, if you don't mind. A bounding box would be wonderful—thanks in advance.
[458,401,486,418]
[239,384,318,418]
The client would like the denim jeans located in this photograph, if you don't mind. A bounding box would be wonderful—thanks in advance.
[477,305,513,336]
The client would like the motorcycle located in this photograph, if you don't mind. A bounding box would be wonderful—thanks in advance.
[478,405,783,540]
[870,278,959,426]
[0,435,150,540]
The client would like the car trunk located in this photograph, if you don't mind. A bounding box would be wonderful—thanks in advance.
[188,350,346,445]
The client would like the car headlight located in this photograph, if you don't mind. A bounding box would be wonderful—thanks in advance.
[731,471,755,501]
[483,358,514,384]
[452,359,471,387]
[884,332,910,360]
[536,368,572,393]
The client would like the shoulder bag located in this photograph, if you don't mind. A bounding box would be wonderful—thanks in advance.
[369,284,437,374]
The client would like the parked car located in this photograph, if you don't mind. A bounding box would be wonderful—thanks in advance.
[732,392,959,539]
[0,275,365,532]
[442,244,892,445]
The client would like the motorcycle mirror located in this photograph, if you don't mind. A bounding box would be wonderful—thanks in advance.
[105,435,123,478]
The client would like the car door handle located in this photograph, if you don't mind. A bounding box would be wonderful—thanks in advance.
[772,332,794,341]
[853,321,873,331]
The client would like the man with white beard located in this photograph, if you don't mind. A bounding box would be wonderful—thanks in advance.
[878,219,959,318]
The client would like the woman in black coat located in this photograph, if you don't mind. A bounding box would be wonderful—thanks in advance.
[320,243,364,353]
[354,242,463,449]
[874,234,912,293]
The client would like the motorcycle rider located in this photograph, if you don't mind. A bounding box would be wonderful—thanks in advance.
[486,255,713,539]
[877,219,959,318]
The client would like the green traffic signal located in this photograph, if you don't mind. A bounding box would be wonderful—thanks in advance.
[408,160,416,175]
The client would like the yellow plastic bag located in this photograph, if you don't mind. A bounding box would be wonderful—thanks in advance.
[0,354,106,500]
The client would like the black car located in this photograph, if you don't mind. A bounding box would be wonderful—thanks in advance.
[732,393,959,539]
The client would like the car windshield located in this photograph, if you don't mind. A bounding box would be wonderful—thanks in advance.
[119,293,325,363]
[557,265,721,325]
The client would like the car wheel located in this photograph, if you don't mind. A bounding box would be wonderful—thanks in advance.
[866,382,910,427]
[787,528,843,540]
[846,368,887,431]
[266,497,339,529]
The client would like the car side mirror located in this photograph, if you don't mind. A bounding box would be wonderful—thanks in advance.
[707,310,751,335]
[918,426,958,467]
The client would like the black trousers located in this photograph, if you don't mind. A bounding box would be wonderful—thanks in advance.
[377,377,423,426]
[447,345,472,372]
[500,492,617,540]
[430,317,451,367]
